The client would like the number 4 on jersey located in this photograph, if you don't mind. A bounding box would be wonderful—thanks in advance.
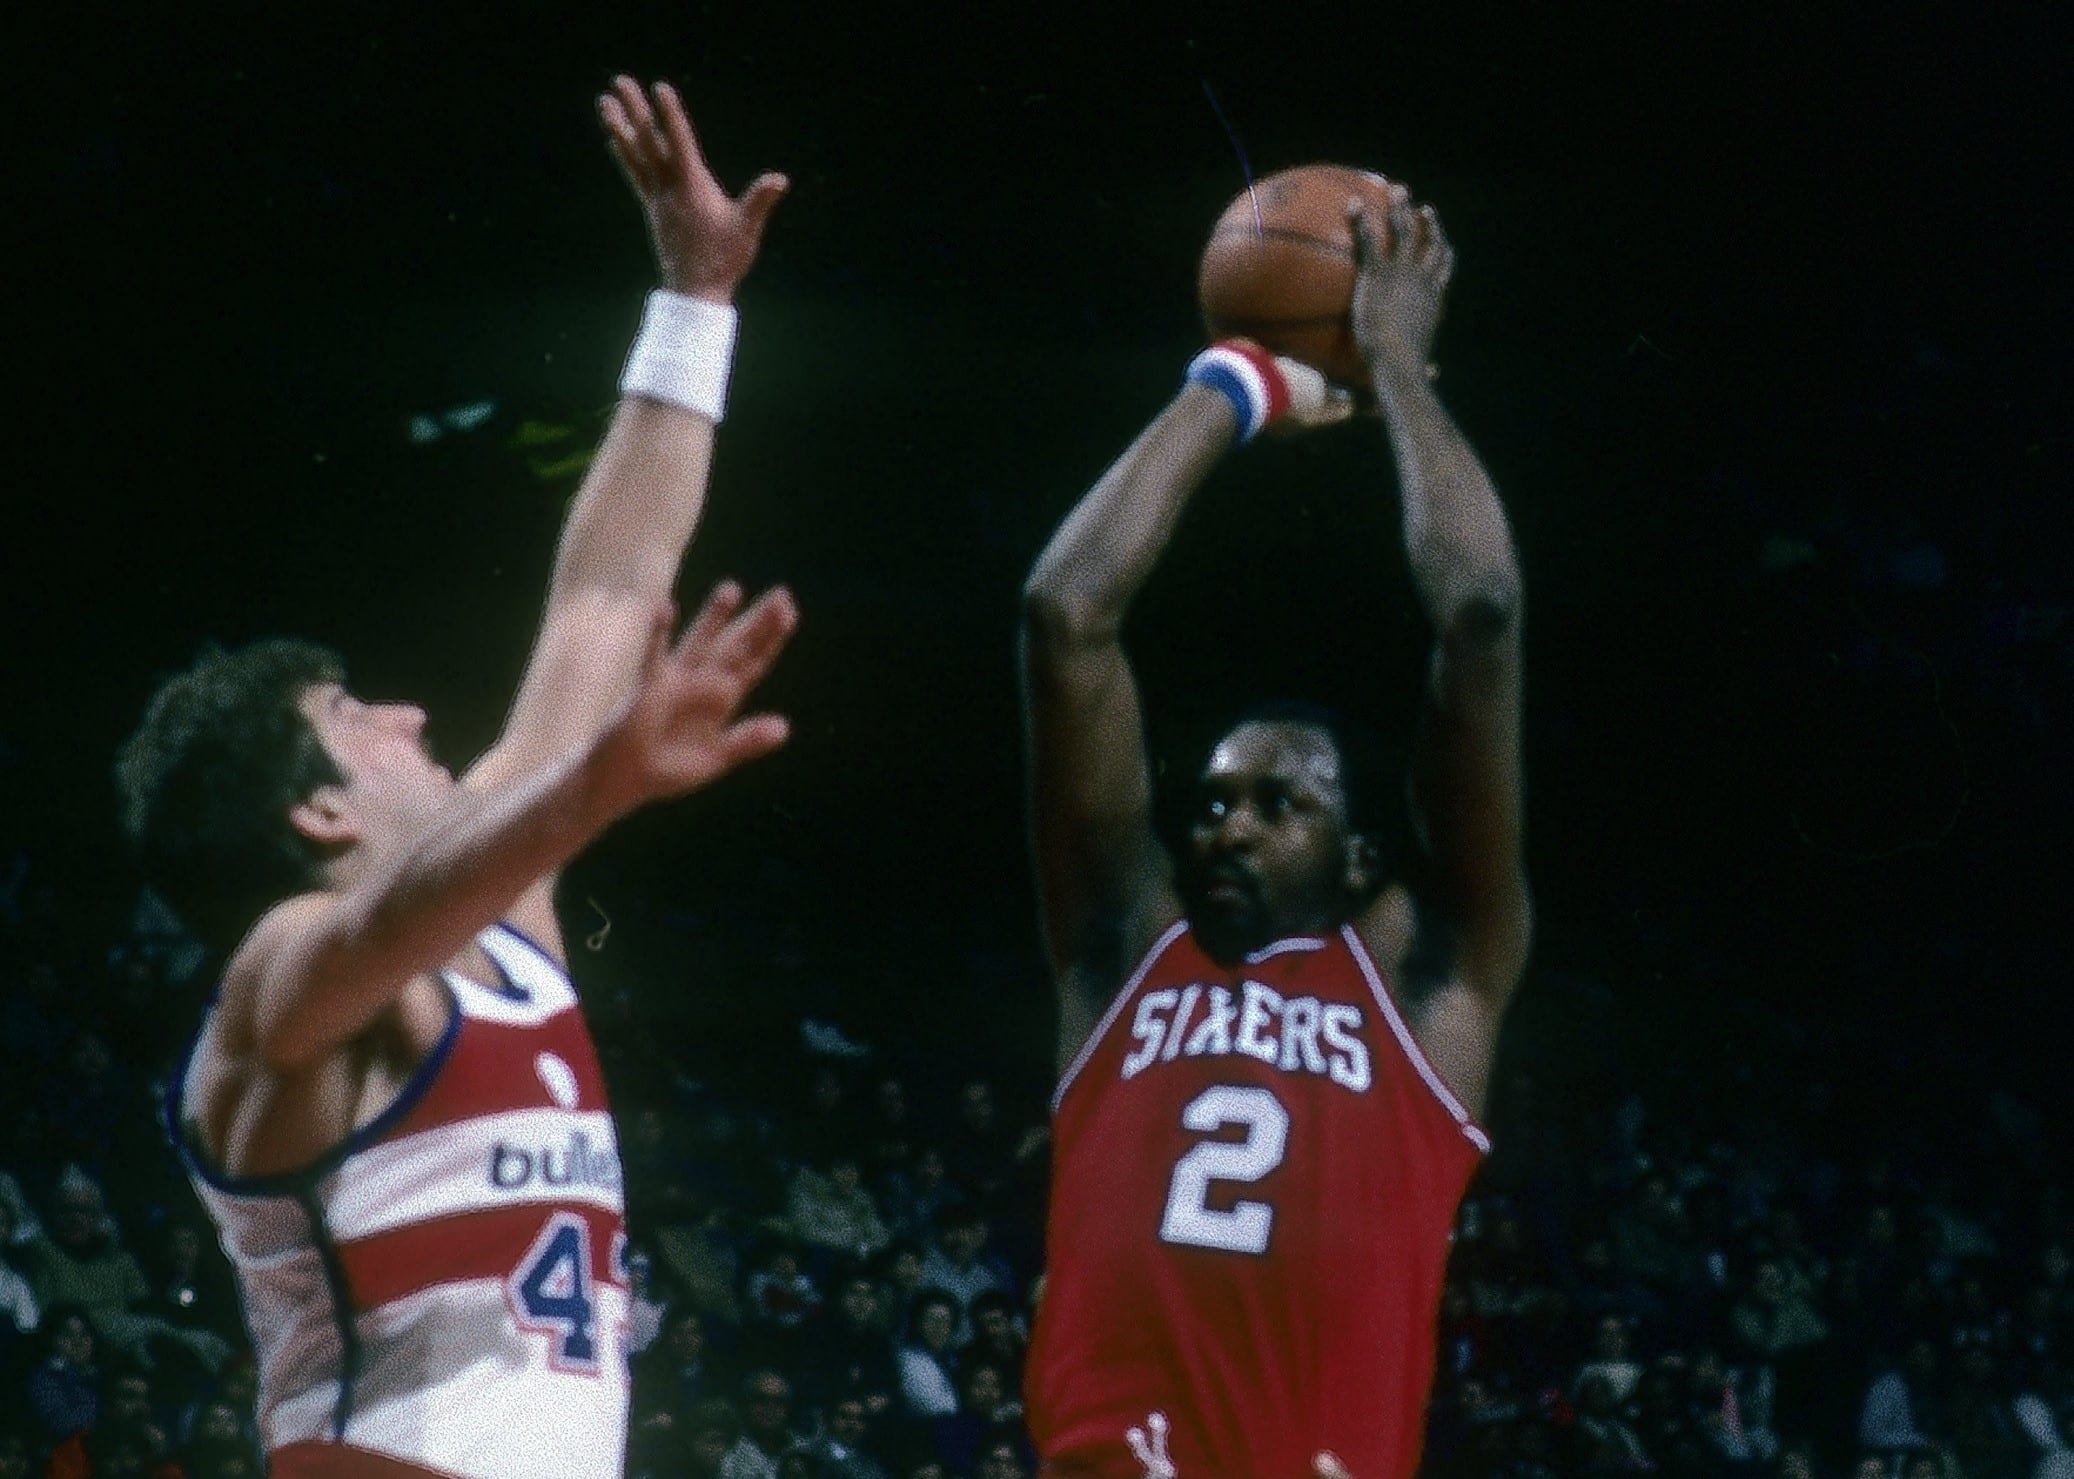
[509,1212,599,1370]
[1159,1085,1290,1255]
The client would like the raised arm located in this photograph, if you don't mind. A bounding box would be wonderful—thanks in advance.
[1021,388,1233,1058]
[1351,198,1530,1113]
[466,78,788,821]
[244,587,797,1068]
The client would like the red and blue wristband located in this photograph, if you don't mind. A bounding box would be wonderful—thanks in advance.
[1184,340,1292,442]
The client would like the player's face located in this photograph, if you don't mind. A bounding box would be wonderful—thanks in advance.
[299,683,455,843]
[1180,721,1362,962]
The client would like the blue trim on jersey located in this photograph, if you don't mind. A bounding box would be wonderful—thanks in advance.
[170,977,465,1197]
[292,1183,364,1439]
[489,920,572,982]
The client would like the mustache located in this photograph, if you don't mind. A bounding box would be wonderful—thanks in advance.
[1192,859,1261,902]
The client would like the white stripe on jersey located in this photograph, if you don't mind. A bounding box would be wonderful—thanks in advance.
[323,1107,623,1241]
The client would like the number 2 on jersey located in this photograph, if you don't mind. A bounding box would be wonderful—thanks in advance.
[1158,1085,1290,1254]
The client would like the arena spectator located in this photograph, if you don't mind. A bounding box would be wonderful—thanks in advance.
[897,1291,961,1419]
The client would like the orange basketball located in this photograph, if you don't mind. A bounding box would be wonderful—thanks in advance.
[1197,164,1402,387]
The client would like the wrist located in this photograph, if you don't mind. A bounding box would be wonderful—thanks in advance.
[1369,358,1436,403]
[619,290,739,422]
[1184,340,1291,442]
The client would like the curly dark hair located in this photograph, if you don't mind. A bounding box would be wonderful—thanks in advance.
[115,638,347,955]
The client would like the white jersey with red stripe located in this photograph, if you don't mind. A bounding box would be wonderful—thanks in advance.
[171,924,629,1479]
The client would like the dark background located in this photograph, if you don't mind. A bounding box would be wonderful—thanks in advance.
[10,2,2070,1144]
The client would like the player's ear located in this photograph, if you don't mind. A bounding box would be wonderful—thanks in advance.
[1342,831,1381,899]
[289,786,359,849]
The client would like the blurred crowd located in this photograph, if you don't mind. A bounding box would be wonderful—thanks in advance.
[0,857,2067,1479]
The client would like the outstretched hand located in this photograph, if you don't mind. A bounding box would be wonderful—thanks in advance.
[598,75,789,300]
[593,582,798,818]
[1349,190,1455,383]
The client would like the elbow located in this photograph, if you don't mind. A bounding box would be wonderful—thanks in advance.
[1441,578,1522,650]
[1020,572,1114,650]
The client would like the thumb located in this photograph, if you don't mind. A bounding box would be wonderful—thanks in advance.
[736,172,791,252]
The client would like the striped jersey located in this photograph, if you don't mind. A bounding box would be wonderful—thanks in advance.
[172,924,629,1479]
[1025,921,1487,1479]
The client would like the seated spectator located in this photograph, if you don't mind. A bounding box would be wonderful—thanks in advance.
[787,1155,892,1262]
[942,1080,1013,1201]
[725,1369,803,1479]
[802,1269,899,1414]
[18,1170,231,1377]
[898,1291,962,1419]
[966,1289,1028,1392]
[651,1183,748,1326]
[1570,1314,1644,1406]
[0,1199,38,1365]
[800,1394,893,1479]
[742,1239,822,1368]
[972,1428,1032,1479]
[918,1203,1011,1341]
[1567,1232,1666,1330]
[874,1240,927,1332]
[627,1406,694,1479]
[879,1148,956,1246]
[1860,1338,1943,1455]
[26,1302,101,1440]
[138,1219,239,1346]
[634,1306,729,1417]
[684,1397,743,1479]
[1568,1370,1653,1473]
[1733,1256,1831,1361]
[1690,1345,1779,1467]
[17,1172,148,1355]
[1943,1336,2028,1479]
[865,1077,918,1187]
[791,1065,862,1171]
[933,1361,1020,1475]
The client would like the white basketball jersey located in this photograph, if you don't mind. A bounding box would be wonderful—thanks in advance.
[172,925,629,1479]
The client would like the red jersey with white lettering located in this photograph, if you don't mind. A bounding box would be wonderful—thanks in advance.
[171,925,629,1479]
[1025,921,1487,1479]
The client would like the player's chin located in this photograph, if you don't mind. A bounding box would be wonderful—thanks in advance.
[1183,894,1262,963]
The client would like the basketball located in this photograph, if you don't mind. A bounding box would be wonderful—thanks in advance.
[1197,164,1402,387]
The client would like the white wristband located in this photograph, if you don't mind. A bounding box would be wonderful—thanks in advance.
[618,290,739,423]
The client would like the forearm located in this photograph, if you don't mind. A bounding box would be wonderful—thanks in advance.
[1373,368,1521,633]
[1021,386,1237,641]
[548,394,717,599]
[265,751,627,1061]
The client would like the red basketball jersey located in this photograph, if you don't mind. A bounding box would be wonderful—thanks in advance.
[1025,921,1487,1479]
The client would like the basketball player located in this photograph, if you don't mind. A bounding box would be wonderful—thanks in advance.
[117,79,792,1479]
[1019,189,1530,1479]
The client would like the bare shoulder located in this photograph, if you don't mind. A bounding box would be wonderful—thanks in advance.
[1052,880,1186,1079]
[1353,885,1521,1122]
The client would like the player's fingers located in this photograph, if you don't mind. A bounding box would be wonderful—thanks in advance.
[735,173,792,253]
[1388,196,1419,261]
[1347,200,1381,264]
[652,81,710,177]
[1415,203,1446,262]
[714,586,801,678]
[677,580,747,658]
[1313,1452,1355,1479]
[610,75,664,175]
[597,95,647,184]
[702,713,791,778]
